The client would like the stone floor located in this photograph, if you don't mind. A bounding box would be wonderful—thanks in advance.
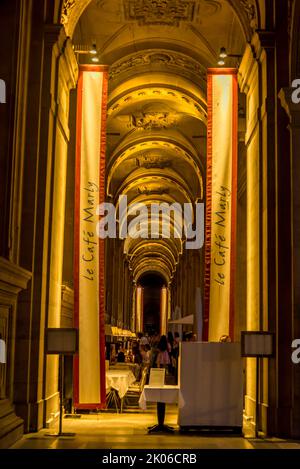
[10,406,300,450]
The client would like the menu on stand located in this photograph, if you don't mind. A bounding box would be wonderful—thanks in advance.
[149,368,165,387]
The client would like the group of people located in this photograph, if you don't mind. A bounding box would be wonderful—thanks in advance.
[113,329,196,383]
[131,332,181,379]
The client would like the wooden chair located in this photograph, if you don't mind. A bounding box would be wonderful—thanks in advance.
[122,366,149,410]
[106,386,120,413]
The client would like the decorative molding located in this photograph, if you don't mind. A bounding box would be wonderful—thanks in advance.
[131,111,178,129]
[61,0,76,25]
[61,285,74,306]
[109,49,206,82]
[0,400,24,449]
[61,285,74,328]
[278,87,300,124]
[239,0,257,28]
[0,306,9,400]
[0,257,31,296]
[108,87,206,122]
[199,0,221,17]
[123,0,196,26]
[137,187,170,196]
[288,0,293,42]
[136,153,172,169]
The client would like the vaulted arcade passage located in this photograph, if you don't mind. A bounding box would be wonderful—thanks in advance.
[1,0,300,448]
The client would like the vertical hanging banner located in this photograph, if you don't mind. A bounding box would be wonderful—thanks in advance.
[160,286,167,336]
[74,65,108,408]
[136,286,143,332]
[204,69,238,342]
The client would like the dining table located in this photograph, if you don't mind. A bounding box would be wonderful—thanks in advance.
[106,369,136,412]
[139,384,184,433]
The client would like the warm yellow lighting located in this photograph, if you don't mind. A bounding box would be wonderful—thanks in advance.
[218,59,225,66]
[206,71,238,342]
[136,287,143,332]
[89,44,97,55]
[92,56,99,63]
[160,286,168,335]
[219,47,227,59]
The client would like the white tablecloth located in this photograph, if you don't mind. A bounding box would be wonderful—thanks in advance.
[106,370,136,399]
[139,385,185,411]
[110,363,140,379]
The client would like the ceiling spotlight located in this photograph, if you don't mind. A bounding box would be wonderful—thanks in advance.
[218,59,225,66]
[89,43,97,55]
[92,56,99,63]
[219,47,227,59]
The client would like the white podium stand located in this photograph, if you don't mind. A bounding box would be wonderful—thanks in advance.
[178,342,243,430]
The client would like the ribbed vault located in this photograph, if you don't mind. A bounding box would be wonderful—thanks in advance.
[65,0,252,288]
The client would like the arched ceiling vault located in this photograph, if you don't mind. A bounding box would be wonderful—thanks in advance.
[62,0,259,285]
[133,259,173,284]
[61,1,263,43]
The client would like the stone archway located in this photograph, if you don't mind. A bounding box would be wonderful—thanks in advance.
[60,0,263,40]
[60,0,251,416]
[57,0,281,438]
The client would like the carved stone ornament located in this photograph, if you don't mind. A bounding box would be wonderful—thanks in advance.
[198,0,221,17]
[109,50,206,81]
[136,153,172,169]
[239,0,257,27]
[131,112,178,129]
[138,186,170,195]
[61,0,76,25]
[123,0,196,26]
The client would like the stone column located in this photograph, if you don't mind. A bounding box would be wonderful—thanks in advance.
[0,0,33,447]
[279,88,300,438]
[131,284,136,332]
[239,16,293,436]
[235,139,247,341]
[14,19,77,431]
[105,238,114,325]
[117,243,124,329]
[122,260,129,329]
[111,238,119,326]
[239,33,275,436]
[0,259,31,448]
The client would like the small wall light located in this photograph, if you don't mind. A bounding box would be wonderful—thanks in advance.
[219,47,227,59]
[89,44,97,55]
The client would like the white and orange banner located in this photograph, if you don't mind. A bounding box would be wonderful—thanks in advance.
[74,65,108,408]
[204,69,238,342]
[136,286,143,333]
[160,286,167,336]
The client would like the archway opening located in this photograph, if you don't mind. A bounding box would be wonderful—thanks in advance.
[139,273,166,335]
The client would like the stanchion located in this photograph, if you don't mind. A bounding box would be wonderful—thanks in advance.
[241,331,274,440]
[45,354,76,438]
[255,356,260,439]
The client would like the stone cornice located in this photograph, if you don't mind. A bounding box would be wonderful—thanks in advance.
[0,257,31,295]
[279,87,300,126]
[61,285,74,307]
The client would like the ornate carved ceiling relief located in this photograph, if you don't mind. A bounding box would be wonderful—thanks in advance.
[107,87,206,122]
[138,187,170,195]
[131,112,178,130]
[62,0,252,280]
[136,154,172,169]
[109,50,207,83]
[239,0,257,28]
[123,0,197,26]
[61,0,76,25]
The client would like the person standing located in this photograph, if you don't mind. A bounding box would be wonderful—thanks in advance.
[167,332,174,374]
[156,335,171,368]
